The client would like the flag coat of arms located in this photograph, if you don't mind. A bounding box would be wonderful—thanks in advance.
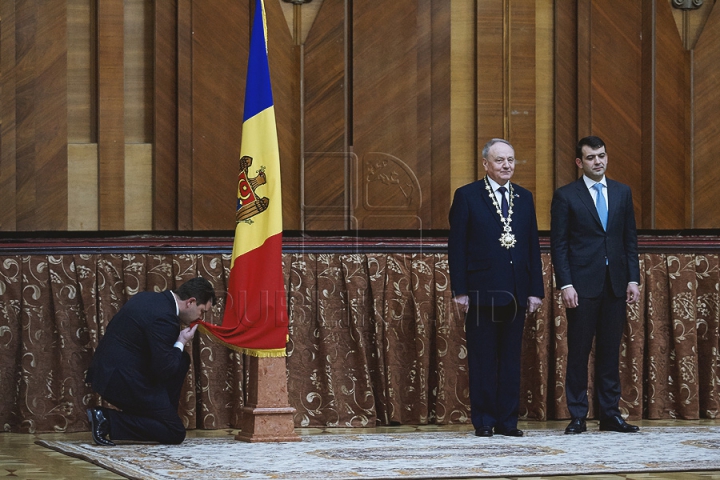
[195,0,288,357]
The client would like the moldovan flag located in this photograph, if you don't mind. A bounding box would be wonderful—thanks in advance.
[195,0,288,357]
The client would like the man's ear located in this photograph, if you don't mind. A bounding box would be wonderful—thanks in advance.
[575,158,583,169]
[185,297,197,307]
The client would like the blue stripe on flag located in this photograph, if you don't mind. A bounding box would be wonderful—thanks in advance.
[243,0,274,122]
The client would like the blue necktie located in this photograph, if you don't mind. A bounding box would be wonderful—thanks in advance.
[497,186,509,218]
[593,183,607,230]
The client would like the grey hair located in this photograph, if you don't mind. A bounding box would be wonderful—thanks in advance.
[482,138,513,159]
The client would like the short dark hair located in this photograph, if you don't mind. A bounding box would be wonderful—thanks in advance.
[576,136,606,159]
[175,277,217,306]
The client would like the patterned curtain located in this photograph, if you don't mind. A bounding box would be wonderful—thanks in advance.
[0,251,718,433]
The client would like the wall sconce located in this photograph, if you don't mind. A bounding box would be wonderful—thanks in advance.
[281,0,313,4]
[671,0,703,9]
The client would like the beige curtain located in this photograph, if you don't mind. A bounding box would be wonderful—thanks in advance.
[0,251,718,433]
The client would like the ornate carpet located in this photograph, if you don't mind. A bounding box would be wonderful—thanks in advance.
[36,426,720,479]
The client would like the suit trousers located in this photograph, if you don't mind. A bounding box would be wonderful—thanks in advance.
[102,363,189,444]
[465,303,526,431]
[565,269,626,420]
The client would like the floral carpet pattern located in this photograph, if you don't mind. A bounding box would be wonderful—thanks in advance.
[37,426,720,479]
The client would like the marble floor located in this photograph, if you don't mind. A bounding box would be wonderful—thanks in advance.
[1,419,720,479]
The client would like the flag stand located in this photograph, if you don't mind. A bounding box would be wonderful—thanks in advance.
[235,356,301,442]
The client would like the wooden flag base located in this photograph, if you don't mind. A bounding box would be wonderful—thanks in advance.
[235,356,301,443]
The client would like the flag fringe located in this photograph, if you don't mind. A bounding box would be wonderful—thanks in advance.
[196,324,287,358]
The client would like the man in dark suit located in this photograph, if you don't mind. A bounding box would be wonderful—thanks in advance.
[550,135,640,434]
[449,138,544,438]
[86,277,216,445]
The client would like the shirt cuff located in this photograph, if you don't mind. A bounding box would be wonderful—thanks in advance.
[173,341,184,350]
[629,281,639,285]
[560,284,573,290]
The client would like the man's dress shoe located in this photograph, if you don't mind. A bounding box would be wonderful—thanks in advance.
[87,408,115,446]
[599,415,639,433]
[495,428,524,437]
[474,426,493,437]
[564,418,587,434]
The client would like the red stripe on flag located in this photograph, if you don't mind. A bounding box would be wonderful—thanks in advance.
[196,233,287,351]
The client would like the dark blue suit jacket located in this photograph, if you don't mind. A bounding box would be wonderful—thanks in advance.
[448,179,544,307]
[550,177,640,298]
[86,291,190,401]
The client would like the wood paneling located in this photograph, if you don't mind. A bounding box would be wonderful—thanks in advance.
[642,0,687,229]
[0,1,17,231]
[266,0,301,231]
[581,0,643,224]
[553,0,577,190]
[352,0,430,230]
[177,0,193,230]
[189,0,248,230]
[430,0,452,230]
[125,144,152,230]
[303,0,348,230]
[97,0,125,230]
[476,2,504,154]
[450,0,476,198]
[153,0,179,230]
[67,0,96,143]
[535,0,554,230]
[68,143,98,230]
[124,0,153,143]
[693,3,720,229]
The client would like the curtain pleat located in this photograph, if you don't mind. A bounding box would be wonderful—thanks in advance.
[0,251,718,433]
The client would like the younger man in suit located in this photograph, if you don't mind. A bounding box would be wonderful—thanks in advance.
[86,277,216,445]
[449,138,544,437]
[550,135,640,434]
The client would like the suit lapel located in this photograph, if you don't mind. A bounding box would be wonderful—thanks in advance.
[574,178,604,229]
[606,179,620,228]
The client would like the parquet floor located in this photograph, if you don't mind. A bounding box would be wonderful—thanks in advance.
[1,420,720,479]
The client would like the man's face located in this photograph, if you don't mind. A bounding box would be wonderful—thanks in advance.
[178,298,213,325]
[483,142,515,184]
[576,145,608,181]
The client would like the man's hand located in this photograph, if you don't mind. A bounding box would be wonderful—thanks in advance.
[626,283,640,304]
[561,286,579,309]
[176,324,198,347]
[527,296,542,313]
[452,295,469,315]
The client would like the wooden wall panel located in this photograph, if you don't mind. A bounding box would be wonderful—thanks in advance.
[535,0,554,230]
[67,144,98,230]
[581,0,643,224]
[124,0,153,143]
[190,0,249,230]
[0,1,17,231]
[303,0,348,230]
[67,0,96,143]
[352,0,430,230]
[97,0,125,230]
[642,0,687,229]
[177,0,193,230]
[553,0,578,190]
[507,2,536,196]
[693,3,720,229]
[430,0,452,230]
[14,1,39,230]
[153,0,179,230]
[476,2,504,158]
[266,0,301,231]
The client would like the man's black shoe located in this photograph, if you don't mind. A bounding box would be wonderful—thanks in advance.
[495,427,524,437]
[564,417,587,434]
[87,408,115,446]
[599,415,639,433]
[474,426,493,437]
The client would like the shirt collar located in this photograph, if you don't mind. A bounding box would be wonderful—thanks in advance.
[171,292,180,316]
[583,175,607,189]
[486,176,510,192]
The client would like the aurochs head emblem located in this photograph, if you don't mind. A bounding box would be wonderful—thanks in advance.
[235,155,270,223]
